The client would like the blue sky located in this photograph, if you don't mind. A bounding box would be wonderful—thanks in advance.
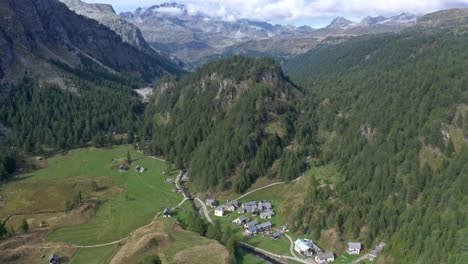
[85,0,468,27]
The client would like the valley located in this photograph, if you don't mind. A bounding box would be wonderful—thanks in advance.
[0,1,467,264]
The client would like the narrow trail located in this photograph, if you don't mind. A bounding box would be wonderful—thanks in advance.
[235,176,302,201]
[194,197,214,224]
[284,233,300,259]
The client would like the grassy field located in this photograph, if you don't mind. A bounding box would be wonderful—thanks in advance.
[70,244,120,264]
[0,146,181,246]
[45,146,181,245]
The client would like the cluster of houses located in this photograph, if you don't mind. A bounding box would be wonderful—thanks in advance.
[232,217,274,237]
[213,200,274,219]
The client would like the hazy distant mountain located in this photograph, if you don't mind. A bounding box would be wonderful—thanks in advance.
[311,13,419,39]
[120,2,420,67]
[120,2,317,67]
[0,0,183,85]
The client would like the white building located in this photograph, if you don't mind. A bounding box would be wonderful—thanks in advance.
[294,239,314,257]
[214,206,224,217]
[348,242,362,255]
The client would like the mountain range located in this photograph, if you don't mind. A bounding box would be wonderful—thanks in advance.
[118,2,419,66]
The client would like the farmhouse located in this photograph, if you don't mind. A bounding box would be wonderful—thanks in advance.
[244,219,258,229]
[271,231,283,240]
[118,164,126,172]
[369,242,386,261]
[237,207,246,214]
[294,239,314,257]
[282,224,290,232]
[256,221,272,233]
[315,252,335,263]
[244,225,258,236]
[232,215,249,226]
[348,242,362,255]
[163,208,171,218]
[49,254,59,264]
[242,201,257,208]
[206,199,217,208]
[214,206,224,217]
[260,211,273,219]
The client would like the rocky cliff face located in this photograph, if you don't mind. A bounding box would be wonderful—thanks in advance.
[0,0,182,84]
[60,0,150,51]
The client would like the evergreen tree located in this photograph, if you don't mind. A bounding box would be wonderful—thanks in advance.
[20,219,29,233]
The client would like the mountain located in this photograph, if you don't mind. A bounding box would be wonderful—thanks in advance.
[142,56,304,192]
[327,17,355,29]
[120,2,420,66]
[0,0,182,85]
[120,2,318,67]
[284,9,468,263]
[311,13,418,39]
[60,0,150,51]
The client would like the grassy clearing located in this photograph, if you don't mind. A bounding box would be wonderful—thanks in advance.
[1,146,181,246]
[46,146,180,245]
[70,244,120,264]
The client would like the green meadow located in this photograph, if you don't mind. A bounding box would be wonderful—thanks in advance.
[0,146,181,246]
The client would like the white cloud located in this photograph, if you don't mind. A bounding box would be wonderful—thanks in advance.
[84,0,468,26]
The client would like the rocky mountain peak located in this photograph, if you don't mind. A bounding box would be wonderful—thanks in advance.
[327,17,354,29]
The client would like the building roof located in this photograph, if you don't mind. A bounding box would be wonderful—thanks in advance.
[295,239,313,252]
[245,219,258,227]
[242,201,257,207]
[228,200,239,206]
[163,208,171,213]
[317,252,334,260]
[272,231,283,238]
[237,207,245,212]
[348,242,362,249]
[247,225,258,232]
[238,215,248,221]
[206,199,215,204]
[263,202,272,209]
[260,211,272,218]
[215,206,224,211]
[257,222,272,230]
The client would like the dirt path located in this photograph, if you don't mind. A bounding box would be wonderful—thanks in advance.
[284,233,300,259]
[235,176,302,201]
[194,197,214,224]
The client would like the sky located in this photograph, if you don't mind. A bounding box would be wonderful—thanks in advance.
[84,0,468,27]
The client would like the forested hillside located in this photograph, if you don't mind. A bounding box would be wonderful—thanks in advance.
[142,56,314,192]
[285,11,468,263]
